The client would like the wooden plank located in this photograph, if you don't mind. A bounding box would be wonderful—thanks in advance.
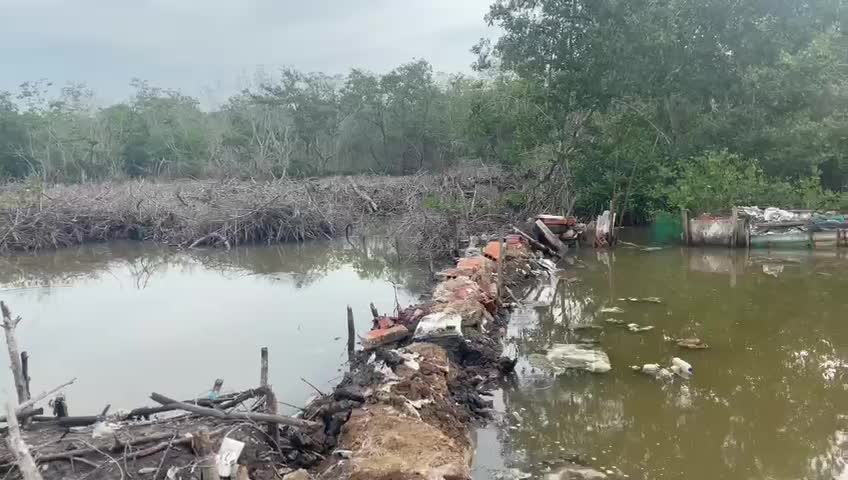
[534,220,566,255]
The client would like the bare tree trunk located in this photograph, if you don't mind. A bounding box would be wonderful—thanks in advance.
[1,302,30,405]
[5,402,43,480]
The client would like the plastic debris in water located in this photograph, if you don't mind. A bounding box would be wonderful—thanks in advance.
[619,297,663,304]
[627,323,655,332]
[676,338,709,349]
[671,357,693,378]
[600,306,624,314]
[605,318,625,325]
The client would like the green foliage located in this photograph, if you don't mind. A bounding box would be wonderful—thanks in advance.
[666,151,787,213]
[0,0,847,221]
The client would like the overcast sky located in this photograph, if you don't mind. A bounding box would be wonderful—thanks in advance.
[0,0,495,105]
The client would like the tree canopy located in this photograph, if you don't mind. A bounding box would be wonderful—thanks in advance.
[1,0,846,218]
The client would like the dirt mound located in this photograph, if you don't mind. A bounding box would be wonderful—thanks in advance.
[334,405,472,480]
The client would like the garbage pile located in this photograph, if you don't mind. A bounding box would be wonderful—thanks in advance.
[739,206,847,235]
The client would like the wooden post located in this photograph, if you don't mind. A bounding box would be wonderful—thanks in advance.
[210,378,224,399]
[21,352,30,399]
[191,430,221,480]
[259,348,280,447]
[5,402,43,480]
[681,209,691,246]
[1,302,30,405]
[731,207,738,249]
[346,306,356,357]
[369,302,379,319]
[496,231,506,303]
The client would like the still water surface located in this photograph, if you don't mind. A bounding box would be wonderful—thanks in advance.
[0,240,425,414]
[490,245,848,480]
[2,240,848,479]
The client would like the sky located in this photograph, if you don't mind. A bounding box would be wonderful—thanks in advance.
[0,0,495,106]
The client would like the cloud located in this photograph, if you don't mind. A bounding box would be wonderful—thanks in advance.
[0,0,495,102]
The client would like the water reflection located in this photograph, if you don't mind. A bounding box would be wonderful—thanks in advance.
[0,240,429,414]
[496,246,848,479]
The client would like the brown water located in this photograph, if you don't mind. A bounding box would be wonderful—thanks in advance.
[483,246,848,480]
[3,241,848,479]
[0,240,427,415]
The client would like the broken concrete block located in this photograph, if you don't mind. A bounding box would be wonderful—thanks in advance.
[414,312,463,341]
[362,325,410,350]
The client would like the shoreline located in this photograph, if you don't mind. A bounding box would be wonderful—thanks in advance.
[0,229,552,479]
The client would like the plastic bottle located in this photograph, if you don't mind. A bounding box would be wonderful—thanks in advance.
[671,357,693,376]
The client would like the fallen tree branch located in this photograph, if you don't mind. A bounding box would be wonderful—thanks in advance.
[150,393,320,430]
[0,378,76,423]
[5,402,43,480]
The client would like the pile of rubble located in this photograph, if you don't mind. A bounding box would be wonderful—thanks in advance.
[313,233,551,479]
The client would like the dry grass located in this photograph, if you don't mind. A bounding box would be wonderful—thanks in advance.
[0,168,526,256]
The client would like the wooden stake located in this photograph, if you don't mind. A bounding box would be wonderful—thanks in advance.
[369,302,379,319]
[211,378,224,398]
[191,430,221,480]
[681,209,691,246]
[20,352,30,399]
[259,348,280,447]
[5,402,43,480]
[260,347,269,388]
[347,306,355,357]
[1,302,29,404]
[496,232,506,303]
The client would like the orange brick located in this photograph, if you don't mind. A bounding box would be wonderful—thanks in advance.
[362,325,410,350]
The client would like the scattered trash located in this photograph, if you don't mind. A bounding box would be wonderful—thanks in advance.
[619,297,663,304]
[671,357,693,378]
[600,306,624,314]
[676,338,709,349]
[333,449,353,459]
[281,469,313,480]
[413,312,462,341]
[545,344,612,373]
[627,323,655,332]
[495,468,533,480]
[572,324,603,331]
[762,264,784,278]
[217,437,246,477]
[545,464,608,479]
[631,363,673,381]
[91,421,116,439]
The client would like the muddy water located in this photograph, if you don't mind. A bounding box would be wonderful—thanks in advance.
[485,246,848,480]
[0,240,427,414]
[4,240,848,479]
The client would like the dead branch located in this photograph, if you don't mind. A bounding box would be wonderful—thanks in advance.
[4,402,43,480]
[1,302,28,405]
[149,393,320,430]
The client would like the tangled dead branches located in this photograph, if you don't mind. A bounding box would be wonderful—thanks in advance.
[0,168,538,256]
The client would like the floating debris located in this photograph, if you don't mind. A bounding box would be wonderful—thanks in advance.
[600,306,624,314]
[604,318,626,325]
[627,323,655,332]
[671,357,693,378]
[676,338,709,349]
[619,297,663,304]
[545,344,612,373]
[762,264,784,278]
[572,324,603,331]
